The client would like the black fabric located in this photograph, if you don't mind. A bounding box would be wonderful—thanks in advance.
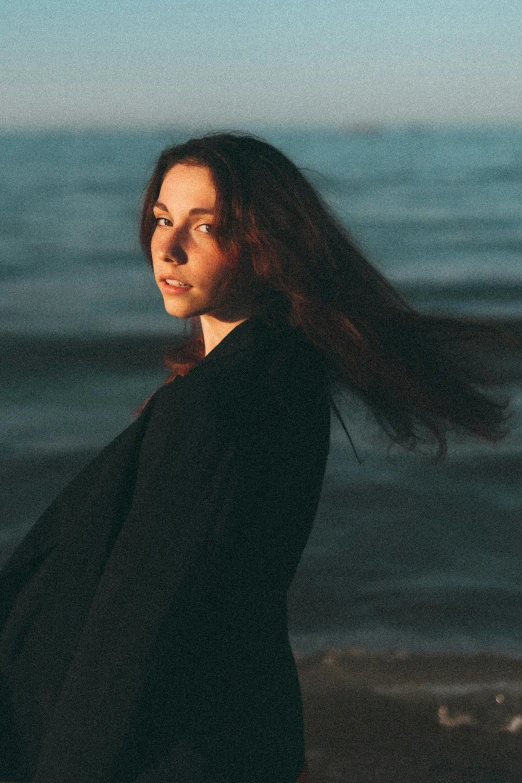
[0,315,331,783]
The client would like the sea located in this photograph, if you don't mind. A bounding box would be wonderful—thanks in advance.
[1,125,521,665]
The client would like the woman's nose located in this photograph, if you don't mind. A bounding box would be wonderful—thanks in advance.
[158,228,188,264]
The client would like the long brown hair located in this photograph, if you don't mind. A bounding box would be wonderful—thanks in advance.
[140,132,518,462]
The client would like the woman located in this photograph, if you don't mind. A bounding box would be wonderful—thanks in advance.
[0,132,515,783]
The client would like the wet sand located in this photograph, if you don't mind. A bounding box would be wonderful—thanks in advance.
[296,649,522,782]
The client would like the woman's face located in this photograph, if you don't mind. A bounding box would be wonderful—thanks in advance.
[151,163,251,322]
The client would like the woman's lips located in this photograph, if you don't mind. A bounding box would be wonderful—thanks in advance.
[160,280,193,295]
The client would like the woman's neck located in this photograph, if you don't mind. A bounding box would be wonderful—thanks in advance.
[199,314,251,357]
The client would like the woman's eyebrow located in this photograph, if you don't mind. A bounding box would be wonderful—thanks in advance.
[153,201,214,216]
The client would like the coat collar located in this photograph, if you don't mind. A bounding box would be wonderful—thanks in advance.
[195,314,294,369]
[197,317,259,368]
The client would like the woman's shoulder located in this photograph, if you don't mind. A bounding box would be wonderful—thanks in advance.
[167,316,325,386]
[155,316,329,420]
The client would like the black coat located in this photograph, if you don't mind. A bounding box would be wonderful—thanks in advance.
[0,315,331,783]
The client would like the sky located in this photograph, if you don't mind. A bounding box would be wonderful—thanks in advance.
[1,0,521,129]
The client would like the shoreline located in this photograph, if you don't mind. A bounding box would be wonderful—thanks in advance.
[295,649,522,781]
[295,648,522,706]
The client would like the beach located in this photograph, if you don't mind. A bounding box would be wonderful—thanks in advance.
[1,315,521,783]
[1,127,521,781]
[296,648,522,782]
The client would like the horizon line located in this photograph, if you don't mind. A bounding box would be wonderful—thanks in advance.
[1,119,522,135]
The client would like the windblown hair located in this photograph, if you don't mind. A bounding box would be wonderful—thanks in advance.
[140,132,517,462]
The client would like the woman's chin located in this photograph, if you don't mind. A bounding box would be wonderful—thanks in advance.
[163,300,200,320]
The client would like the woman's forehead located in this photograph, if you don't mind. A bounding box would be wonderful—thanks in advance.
[158,164,217,210]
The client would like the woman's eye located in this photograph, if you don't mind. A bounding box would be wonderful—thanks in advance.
[155,216,171,227]
[198,223,212,234]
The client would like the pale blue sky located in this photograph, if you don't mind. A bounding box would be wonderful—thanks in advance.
[1,0,521,128]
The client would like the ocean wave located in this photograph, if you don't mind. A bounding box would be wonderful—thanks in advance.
[295,648,522,733]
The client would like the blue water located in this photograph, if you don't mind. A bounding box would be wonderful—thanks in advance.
[1,126,521,658]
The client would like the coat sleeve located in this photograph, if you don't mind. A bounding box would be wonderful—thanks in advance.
[33,347,330,783]
[127,353,330,783]
[0,389,160,617]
